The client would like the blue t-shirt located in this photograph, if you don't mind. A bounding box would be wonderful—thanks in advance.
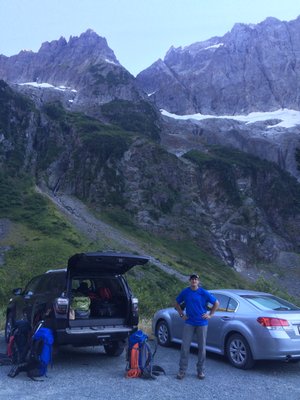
[176,287,217,326]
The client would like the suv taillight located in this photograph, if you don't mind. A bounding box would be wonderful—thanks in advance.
[54,297,69,314]
[132,297,139,313]
[257,317,289,329]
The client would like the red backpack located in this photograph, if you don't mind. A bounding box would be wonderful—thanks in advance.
[99,287,112,300]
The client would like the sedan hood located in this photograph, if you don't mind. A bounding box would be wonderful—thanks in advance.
[67,251,149,275]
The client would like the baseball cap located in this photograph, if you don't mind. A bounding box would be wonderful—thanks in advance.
[189,274,199,280]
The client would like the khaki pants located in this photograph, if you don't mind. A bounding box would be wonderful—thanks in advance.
[179,324,208,374]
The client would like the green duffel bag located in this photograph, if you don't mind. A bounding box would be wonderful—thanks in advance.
[72,296,91,311]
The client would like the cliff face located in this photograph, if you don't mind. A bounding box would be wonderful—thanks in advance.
[136,16,300,115]
[118,141,300,274]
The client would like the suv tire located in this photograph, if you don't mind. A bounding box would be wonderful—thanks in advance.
[104,341,125,356]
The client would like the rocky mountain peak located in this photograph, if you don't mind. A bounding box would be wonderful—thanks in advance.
[76,28,108,45]
[230,21,255,34]
[137,15,300,116]
[0,28,143,115]
[261,16,284,25]
[39,36,68,53]
[68,29,118,62]
[37,29,119,65]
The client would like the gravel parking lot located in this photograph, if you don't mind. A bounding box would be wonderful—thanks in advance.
[1,332,300,400]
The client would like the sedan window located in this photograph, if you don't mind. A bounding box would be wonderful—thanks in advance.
[214,294,230,312]
[227,298,238,312]
[209,294,238,312]
[241,295,300,311]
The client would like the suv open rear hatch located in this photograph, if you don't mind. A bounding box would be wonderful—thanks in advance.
[67,251,149,275]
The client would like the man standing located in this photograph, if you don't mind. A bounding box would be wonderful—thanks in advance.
[175,274,219,380]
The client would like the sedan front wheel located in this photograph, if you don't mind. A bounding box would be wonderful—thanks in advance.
[156,320,171,347]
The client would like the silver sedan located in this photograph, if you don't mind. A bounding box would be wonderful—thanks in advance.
[152,289,300,369]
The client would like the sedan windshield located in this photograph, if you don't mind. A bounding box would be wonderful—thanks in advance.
[241,295,300,311]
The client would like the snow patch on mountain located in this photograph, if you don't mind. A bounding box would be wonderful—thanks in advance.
[204,43,224,50]
[161,109,300,130]
[18,82,77,92]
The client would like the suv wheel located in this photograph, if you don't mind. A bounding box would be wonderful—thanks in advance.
[104,341,125,356]
[5,313,14,343]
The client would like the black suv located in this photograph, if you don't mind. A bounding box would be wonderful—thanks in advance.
[5,251,149,356]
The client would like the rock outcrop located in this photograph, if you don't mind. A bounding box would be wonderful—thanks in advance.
[136,16,300,115]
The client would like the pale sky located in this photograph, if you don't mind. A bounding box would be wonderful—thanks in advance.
[1,0,300,76]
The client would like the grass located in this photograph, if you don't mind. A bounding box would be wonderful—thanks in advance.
[0,174,114,308]
[138,318,153,338]
[0,221,83,301]
[126,264,184,317]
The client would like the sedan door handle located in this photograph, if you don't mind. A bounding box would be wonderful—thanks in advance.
[221,316,232,321]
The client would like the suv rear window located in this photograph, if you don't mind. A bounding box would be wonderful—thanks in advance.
[241,295,300,311]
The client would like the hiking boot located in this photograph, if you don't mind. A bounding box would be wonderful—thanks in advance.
[176,371,185,380]
[197,372,205,380]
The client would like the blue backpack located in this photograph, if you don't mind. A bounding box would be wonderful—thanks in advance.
[126,330,165,379]
[29,327,54,378]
